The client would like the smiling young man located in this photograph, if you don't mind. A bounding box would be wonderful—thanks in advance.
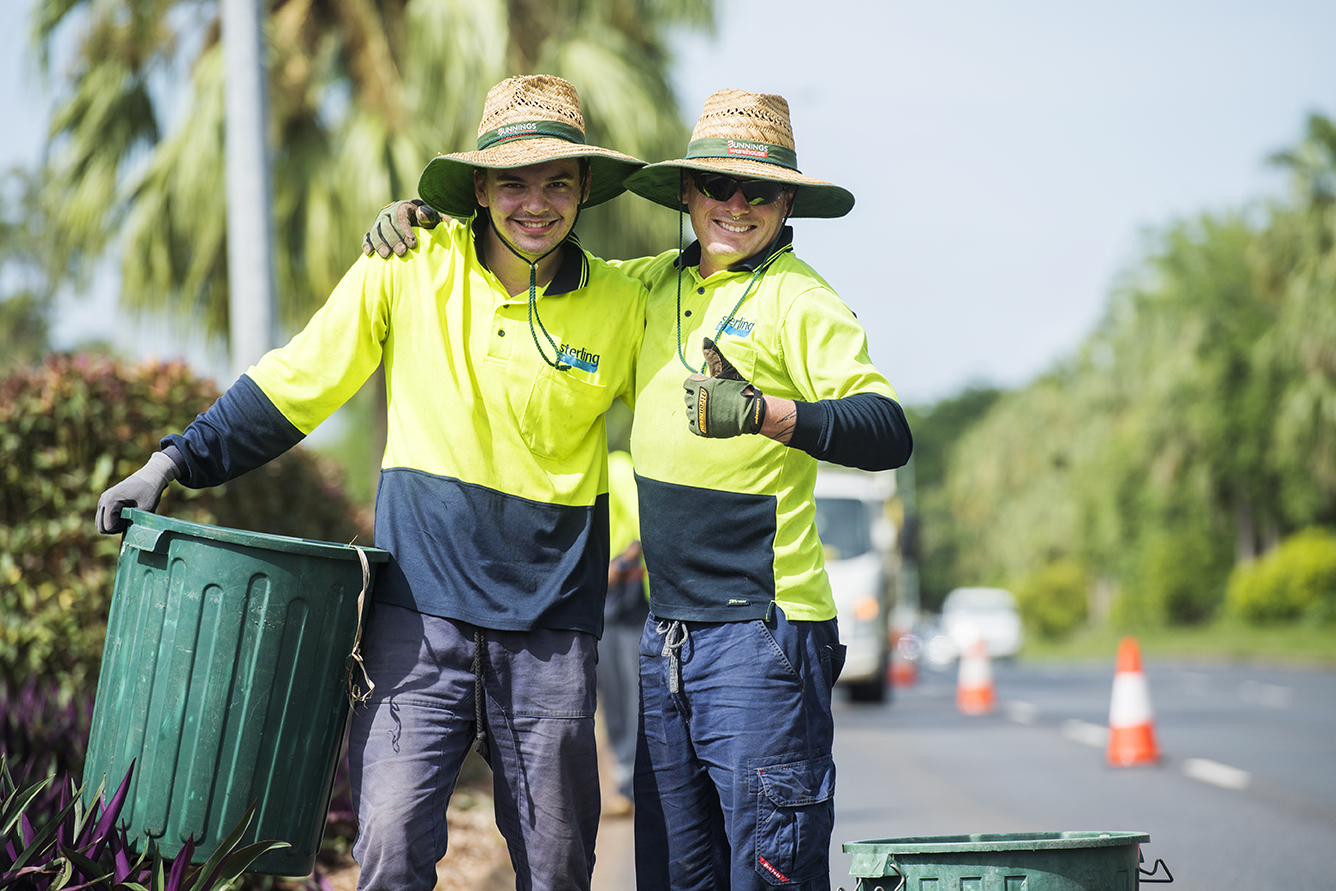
[614,90,914,891]
[96,75,648,891]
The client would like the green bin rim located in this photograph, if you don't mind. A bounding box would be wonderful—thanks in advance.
[121,508,390,562]
[842,831,1150,855]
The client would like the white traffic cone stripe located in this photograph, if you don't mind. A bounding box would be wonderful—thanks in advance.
[959,655,991,685]
[1109,672,1153,727]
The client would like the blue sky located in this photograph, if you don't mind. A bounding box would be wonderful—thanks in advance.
[5,0,1336,403]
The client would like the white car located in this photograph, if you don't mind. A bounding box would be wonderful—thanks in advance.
[814,469,898,702]
[941,586,1024,660]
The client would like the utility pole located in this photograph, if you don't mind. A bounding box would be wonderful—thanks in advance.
[222,0,275,381]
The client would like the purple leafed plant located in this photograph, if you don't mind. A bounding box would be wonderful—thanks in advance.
[0,678,94,826]
[1,757,287,890]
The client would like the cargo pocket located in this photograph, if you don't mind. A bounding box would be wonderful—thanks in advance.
[752,753,836,886]
[519,365,607,460]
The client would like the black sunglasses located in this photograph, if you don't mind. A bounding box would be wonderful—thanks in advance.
[690,172,788,206]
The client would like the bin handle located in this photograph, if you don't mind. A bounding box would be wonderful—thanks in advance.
[861,861,904,891]
[1139,852,1173,884]
[122,523,169,554]
[346,547,376,708]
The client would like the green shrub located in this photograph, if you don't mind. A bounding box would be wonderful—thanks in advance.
[1115,524,1231,627]
[1013,560,1090,639]
[1226,527,1336,624]
[0,353,371,698]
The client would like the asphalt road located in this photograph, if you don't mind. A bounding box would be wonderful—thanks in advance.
[590,656,1336,890]
[829,658,1336,890]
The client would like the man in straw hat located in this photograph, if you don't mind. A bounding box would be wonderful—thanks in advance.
[96,74,649,891]
[615,88,912,891]
[365,87,912,890]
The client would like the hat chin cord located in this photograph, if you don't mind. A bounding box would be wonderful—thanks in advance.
[673,187,797,374]
[489,204,584,372]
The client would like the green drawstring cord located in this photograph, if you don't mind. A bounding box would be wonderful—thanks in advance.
[527,262,569,371]
[674,208,693,372]
[490,207,584,372]
[673,190,797,373]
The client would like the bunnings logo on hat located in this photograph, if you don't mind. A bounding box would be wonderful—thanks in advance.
[498,123,540,139]
[726,140,769,159]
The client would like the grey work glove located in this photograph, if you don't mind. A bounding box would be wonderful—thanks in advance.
[683,338,767,438]
[362,199,441,258]
[96,451,179,534]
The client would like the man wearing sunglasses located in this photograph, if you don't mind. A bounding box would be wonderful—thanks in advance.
[365,89,912,891]
[614,90,911,891]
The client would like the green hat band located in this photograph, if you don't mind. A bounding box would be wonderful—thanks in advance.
[477,120,586,151]
[684,137,799,170]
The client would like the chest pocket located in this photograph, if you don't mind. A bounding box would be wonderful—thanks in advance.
[713,340,757,383]
[520,365,608,460]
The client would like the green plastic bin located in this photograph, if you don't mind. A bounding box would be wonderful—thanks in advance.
[82,509,390,876]
[843,832,1155,891]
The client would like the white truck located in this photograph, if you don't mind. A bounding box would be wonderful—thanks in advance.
[813,467,900,703]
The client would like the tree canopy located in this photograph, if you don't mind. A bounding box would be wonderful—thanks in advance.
[913,113,1336,628]
[33,0,713,342]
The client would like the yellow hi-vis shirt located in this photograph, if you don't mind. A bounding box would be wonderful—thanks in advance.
[616,240,896,623]
[244,215,648,633]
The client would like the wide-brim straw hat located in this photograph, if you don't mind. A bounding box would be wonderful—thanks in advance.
[624,89,854,219]
[418,74,646,218]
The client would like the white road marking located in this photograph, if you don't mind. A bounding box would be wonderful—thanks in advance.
[1239,680,1293,708]
[1060,719,1109,748]
[1182,757,1251,790]
[1005,700,1038,724]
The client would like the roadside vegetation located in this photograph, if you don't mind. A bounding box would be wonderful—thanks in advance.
[905,114,1336,663]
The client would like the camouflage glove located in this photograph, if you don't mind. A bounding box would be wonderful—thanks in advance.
[96,451,179,534]
[683,338,767,438]
[362,199,441,258]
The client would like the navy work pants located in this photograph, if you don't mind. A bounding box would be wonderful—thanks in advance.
[348,603,600,891]
[634,609,845,891]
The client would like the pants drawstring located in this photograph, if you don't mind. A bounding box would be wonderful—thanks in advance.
[472,628,489,760]
[657,620,689,696]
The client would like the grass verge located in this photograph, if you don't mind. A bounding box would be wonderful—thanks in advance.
[1019,620,1336,668]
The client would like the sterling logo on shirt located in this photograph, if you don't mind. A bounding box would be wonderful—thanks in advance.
[720,317,755,338]
[557,343,600,373]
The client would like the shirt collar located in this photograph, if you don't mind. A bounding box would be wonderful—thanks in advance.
[676,225,795,274]
[471,212,589,295]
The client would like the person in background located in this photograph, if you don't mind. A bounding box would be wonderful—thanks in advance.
[600,448,650,816]
[97,74,648,891]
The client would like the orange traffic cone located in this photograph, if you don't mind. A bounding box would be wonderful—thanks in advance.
[890,649,917,689]
[1106,636,1160,766]
[890,633,918,689]
[956,638,995,715]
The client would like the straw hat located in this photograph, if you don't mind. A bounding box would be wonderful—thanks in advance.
[624,89,854,219]
[417,75,646,218]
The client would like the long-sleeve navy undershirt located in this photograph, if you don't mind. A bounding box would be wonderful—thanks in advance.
[788,392,913,471]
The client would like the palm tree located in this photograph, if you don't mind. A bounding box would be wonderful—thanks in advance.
[34,0,713,341]
[0,167,61,367]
